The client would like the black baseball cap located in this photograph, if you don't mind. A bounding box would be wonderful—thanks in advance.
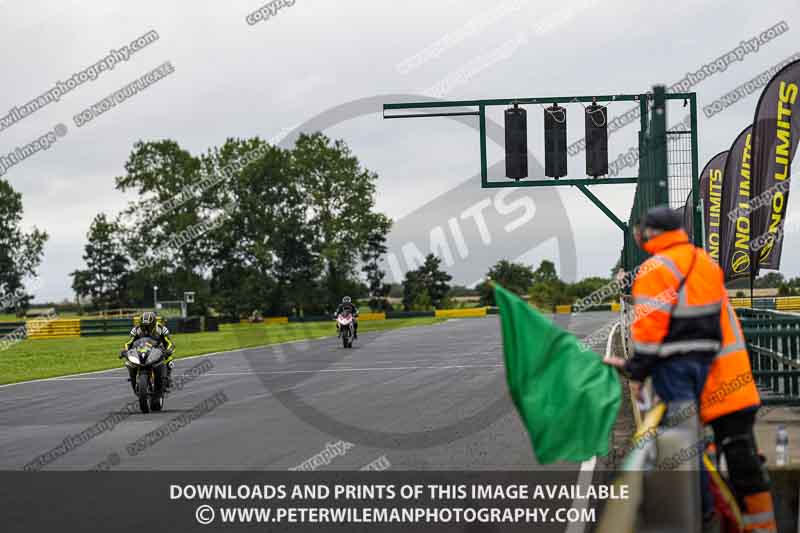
[639,205,683,232]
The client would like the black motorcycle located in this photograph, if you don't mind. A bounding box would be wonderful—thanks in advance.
[121,337,168,413]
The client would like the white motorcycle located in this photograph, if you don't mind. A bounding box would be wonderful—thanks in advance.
[336,311,355,349]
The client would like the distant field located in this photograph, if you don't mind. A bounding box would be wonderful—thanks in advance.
[0,312,83,322]
[0,317,446,385]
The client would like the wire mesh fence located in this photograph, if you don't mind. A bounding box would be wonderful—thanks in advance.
[666,129,693,210]
[622,90,698,274]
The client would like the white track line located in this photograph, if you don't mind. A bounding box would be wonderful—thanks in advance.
[35,364,504,382]
[0,323,465,389]
[204,364,504,376]
[0,340,311,389]
[565,456,597,533]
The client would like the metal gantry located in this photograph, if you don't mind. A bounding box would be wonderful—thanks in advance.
[384,87,701,272]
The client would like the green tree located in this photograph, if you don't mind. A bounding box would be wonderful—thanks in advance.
[402,254,452,310]
[271,225,323,316]
[533,260,559,284]
[402,270,426,311]
[98,133,392,318]
[479,259,535,306]
[388,283,403,298]
[113,139,218,318]
[449,285,480,297]
[204,139,297,318]
[527,259,571,310]
[567,276,613,302]
[0,179,48,315]
[70,214,130,309]
[361,214,393,311]
[105,139,238,315]
[292,133,383,310]
[422,254,452,308]
[528,280,570,310]
[754,272,785,289]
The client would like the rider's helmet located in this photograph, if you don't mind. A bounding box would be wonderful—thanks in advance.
[342,296,352,304]
[140,311,157,336]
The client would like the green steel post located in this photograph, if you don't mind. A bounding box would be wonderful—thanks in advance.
[651,86,669,206]
[639,94,649,137]
[383,92,696,111]
[689,94,702,246]
[481,177,638,187]
[479,105,487,187]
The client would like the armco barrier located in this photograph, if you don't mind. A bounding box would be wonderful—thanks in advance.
[80,316,213,336]
[385,310,436,319]
[731,296,800,311]
[205,316,220,332]
[434,307,487,318]
[26,318,80,340]
[80,318,133,337]
[0,322,25,336]
[261,304,614,324]
[575,303,613,312]
[358,312,386,321]
[288,315,331,323]
[2,303,623,341]
[776,296,800,311]
[179,317,202,334]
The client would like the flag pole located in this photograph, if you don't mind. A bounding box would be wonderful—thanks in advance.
[749,200,755,308]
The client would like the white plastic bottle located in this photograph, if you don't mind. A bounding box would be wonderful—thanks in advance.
[776,425,789,466]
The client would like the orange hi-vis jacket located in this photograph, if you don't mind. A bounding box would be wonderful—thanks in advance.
[627,229,760,423]
[700,291,761,423]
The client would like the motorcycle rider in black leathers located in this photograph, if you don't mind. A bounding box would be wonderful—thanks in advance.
[334,296,359,339]
[119,311,175,391]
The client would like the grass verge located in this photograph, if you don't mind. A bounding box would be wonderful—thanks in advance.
[0,317,446,385]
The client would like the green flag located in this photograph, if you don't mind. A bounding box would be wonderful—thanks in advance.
[494,283,621,464]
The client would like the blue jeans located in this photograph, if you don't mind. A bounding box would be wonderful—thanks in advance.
[650,355,714,518]
[650,355,711,404]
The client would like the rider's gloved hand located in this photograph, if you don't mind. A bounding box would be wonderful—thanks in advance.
[119,349,127,358]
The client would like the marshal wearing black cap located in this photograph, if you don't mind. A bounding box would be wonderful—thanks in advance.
[639,204,684,233]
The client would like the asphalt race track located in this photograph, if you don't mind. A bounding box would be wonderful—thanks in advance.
[0,313,617,472]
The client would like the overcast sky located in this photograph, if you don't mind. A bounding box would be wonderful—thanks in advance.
[1,0,798,302]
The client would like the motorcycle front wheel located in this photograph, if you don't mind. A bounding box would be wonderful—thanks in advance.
[137,372,150,413]
[150,395,164,412]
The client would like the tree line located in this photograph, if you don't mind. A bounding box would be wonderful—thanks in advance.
[69,133,393,319]
[0,180,48,315]
[477,259,614,309]
[1,131,615,319]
